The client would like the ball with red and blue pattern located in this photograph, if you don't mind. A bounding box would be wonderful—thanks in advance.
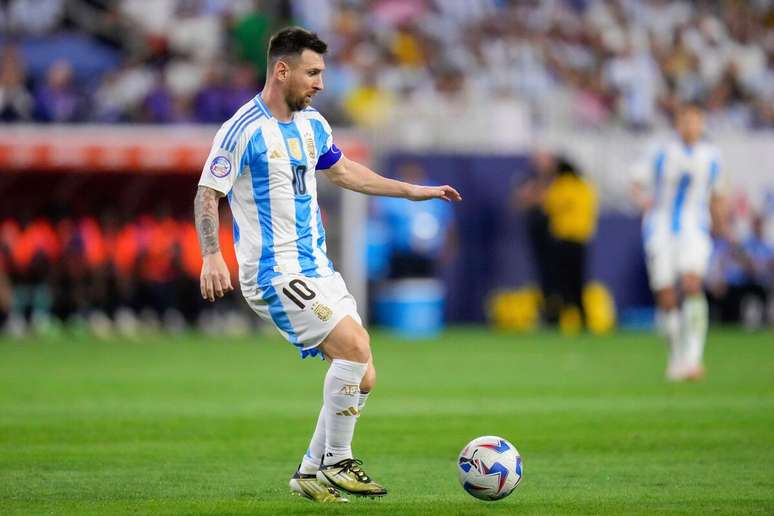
[457,435,523,501]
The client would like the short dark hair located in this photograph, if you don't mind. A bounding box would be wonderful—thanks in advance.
[267,27,327,66]
[679,100,706,113]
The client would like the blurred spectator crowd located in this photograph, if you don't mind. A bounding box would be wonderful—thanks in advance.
[0,212,249,337]
[0,0,773,130]
[707,212,774,329]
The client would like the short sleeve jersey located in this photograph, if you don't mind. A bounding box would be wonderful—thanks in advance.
[198,93,343,296]
[638,138,723,237]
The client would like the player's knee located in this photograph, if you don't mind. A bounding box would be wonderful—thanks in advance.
[347,327,371,363]
[656,288,678,310]
[321,317,371,362]
[360,363,376,393]
[681,275,703,296]
[337,324,371,363]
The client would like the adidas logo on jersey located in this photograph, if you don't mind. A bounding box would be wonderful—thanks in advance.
[269,148,284,160]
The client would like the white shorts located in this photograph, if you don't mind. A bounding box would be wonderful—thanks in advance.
[244,272,362,358]
[644,230,711,291]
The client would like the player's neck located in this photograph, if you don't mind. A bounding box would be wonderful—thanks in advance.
[260,85,293,123]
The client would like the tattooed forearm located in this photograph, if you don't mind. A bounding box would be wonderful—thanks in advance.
[194,186,222,256]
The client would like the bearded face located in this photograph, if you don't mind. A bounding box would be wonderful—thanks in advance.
[280,49,324,112]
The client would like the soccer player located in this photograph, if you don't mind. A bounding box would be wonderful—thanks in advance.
[193,27,461,503]
[631,103,727,381]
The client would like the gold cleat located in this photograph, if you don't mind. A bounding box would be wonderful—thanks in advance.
[289,471,349,503]
[316,458,388,497]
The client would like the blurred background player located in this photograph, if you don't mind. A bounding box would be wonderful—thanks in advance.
[372,162,457,280]
[193,27,461,503]
[543,158,598,332]
[632,102,728,381]
[513,150,559,323]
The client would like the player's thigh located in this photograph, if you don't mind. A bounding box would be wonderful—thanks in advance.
[677,232,711,291]
[645,238,677,293]
[319,315,371,363]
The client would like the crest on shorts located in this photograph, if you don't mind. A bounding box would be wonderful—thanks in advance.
[210,156,231,178]
[287,138,303,160]
[312,302,332,322]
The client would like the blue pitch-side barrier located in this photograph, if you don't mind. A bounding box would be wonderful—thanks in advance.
[381,153,654,324]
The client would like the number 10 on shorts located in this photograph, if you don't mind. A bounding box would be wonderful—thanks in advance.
[282,279,316,309]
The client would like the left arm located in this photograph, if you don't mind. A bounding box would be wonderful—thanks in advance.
[710,193,730,241]
[323,156,461,202]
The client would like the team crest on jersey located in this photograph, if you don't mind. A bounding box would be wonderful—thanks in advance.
[210,156,231,178]
[287,138,303,160]
[311,302,332,322]
[304,135,316,160]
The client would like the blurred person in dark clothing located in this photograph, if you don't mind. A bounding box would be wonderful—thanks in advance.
[373,162,457,279]
[33,59,82,122]
[194,63,259,123]
[0,45,33,121]
[178,218,205,324]
[10,216,59,329]
[542,158,598,328]
[223,64,259,115]
[0,218,19,331]
[0,241,10,329]
[513,149,558,321]
[193,62,230,123]
[707,214,773,327]
[136,209,183,328]
[51,218,90,323]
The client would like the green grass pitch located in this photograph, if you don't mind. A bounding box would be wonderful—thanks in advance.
[1,327,772,515]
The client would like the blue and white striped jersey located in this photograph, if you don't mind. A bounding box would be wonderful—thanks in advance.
[636,138,723,239]
[198,93,343,296]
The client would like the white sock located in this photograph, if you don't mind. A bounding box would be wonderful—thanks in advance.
[358,391,369,414]
[682,294,708,367]
[659,309,682,368]
[322,359,367,466]
[299,405,325,475]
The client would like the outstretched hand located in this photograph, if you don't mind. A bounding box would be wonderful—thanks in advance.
[407,184,462,202]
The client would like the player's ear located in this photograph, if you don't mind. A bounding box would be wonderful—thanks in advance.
[274,59,290,81]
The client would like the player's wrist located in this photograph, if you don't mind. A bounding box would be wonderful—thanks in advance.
[202,250,222,260]
[403,183,419,199]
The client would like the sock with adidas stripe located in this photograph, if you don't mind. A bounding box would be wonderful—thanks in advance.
[322,359,367,466]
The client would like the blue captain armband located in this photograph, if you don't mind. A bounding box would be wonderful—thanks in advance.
[316,144,342,170]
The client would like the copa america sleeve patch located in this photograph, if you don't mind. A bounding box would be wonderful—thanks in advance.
[210,156,232,178]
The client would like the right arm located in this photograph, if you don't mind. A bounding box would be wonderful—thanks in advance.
[630,148,658,213]
[630,181,652,213]
[194,185,233,302]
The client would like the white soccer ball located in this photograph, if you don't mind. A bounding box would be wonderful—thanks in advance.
[457,435,523,501]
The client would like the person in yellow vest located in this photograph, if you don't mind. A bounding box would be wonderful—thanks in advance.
[543,158,599,330]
